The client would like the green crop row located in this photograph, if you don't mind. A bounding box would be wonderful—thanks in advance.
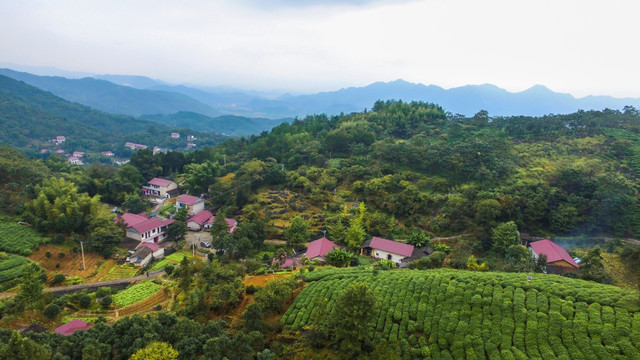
[112,281,161,308]
[284,268,640,359]
[0,222,45,255]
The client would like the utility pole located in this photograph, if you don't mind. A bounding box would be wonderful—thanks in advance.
[80,241,86,270]
[223,154,226,166]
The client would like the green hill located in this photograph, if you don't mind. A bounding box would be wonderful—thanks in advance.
[282,268,640,359]
[142,111,292,137]
[0,75,227,156]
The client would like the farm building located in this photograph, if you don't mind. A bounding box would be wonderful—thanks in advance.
[54,319,90,336]
[142,177,179,198]
[129,242,164,268]
[361,236,415,265]
[120,212,174,243]
[175,194,205,215]
[305,237,339,262]
[186,210,237,232]
[529,239,579,274]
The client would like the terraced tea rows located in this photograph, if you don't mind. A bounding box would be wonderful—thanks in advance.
[282,269,640,359]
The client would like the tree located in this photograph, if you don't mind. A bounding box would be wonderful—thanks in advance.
[324,248,355,267]
[16,263,43,307]
[242,303,264,333]
[129,342,178,360]
[285,216,309,248]
[491,221,520,255]
[167,206,188,242]
[183,161,218,195]
[86,212,122,257]
[0,331,51,360]
[580,246,607,283]
[254,277,297,314]
[407,230,430,247]
[122,194,149,214]
[327,282,378,358]
[210,210,230,240]
[43,303,60,318]
[100,295,113,308]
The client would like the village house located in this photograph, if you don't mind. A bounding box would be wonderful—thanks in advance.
[120,212,174,243]
[305,237,339,262]
[124,142,148,150]
[128,242,165,268]
[529,239,579,274]
[55,149,65,155]
[54,319,89,336]
[153,146,168,155]
[72,151,85,158]
[175,194,205,215]
[101,151,114,157]
[171,132,180,138]
[186,210,237,232]
[40,149,48,154]
[67,156,84,165]
[187,135,195,141]
[142,177,179,198]
[51,135,66,145]
[361,236,415,265]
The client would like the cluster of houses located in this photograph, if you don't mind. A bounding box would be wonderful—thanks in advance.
[118,177,236,268]
[274,235,579,275]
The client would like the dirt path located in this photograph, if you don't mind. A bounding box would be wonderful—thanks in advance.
[0,270,165,298]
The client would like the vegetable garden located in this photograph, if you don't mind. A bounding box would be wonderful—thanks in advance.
[0,222,44,255]
[0,252,30,290]
[112,281,162,308]
[282,268,640,359]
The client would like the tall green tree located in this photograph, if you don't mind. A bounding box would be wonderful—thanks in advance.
[580,247,607,283]
[0,331,50,360]
[327,282,378,358]
[129,342,178,360]
[183,161,219,195]
[285,216,309,248]
[16,263,44,307]
[491,221,520,255]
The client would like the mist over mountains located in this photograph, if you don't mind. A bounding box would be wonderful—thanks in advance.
[2,67,640,123]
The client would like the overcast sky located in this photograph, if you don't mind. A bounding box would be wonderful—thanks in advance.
[1,0,639,97]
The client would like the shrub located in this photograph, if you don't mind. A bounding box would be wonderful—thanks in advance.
[53,274,65,284]
[57,252,66,259]
[95,287,111,298]
[53,234,66,245]
[165,264,175,276]
[45,252,52,258]
[245,284,258,295]
[43,303,60,318]
[78,294,92,308]
[100,295,112,308]
[55,263,60,269]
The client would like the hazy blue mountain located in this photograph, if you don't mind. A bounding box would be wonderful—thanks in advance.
[0,69,221,117]
[142,112,292,137]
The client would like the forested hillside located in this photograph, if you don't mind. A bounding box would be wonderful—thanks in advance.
[183,101,640,244]
[0,75,228,157]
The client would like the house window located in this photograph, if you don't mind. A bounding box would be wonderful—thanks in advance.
[387,254,392,260]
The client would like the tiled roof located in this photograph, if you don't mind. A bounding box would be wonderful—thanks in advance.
[366,236,415,257]
[148,178,174,187]
[306,237,339,259]
[530,239,579,268]
[130,217,174,234]
[54,319,89,335]
[177,194,203,205]
[205,216,237,233]
[120,213,148,228]
[187,210,213,226]
[137,242,162,252]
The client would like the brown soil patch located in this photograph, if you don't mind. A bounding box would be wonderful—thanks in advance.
[243,273,291,287]
[29,245,120,283]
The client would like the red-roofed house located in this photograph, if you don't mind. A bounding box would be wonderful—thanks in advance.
[72,151,85,158]
[120,212,174,243]
[175,194,205,215]
[361,236,415,265]
[54,319,89,336]
[142,177,178,198]
[171,132,180,138]
[271,258,302,268]
[101,151,114,157]
[40,149,49,154]
[51,136,66,145]
[306,237,339,262]
[529,239,579,274]
[67,156,83,165]
[186,211,237,232]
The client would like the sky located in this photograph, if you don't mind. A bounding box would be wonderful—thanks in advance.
[1,0,639,97]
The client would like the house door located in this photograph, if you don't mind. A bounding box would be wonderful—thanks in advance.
[154,236,159,243]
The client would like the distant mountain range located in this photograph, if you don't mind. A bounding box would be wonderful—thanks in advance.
[2,67,640,122]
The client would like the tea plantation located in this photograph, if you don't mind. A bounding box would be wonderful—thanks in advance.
[282,269,640,359]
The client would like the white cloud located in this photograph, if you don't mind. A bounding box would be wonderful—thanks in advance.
[1,0,639,97]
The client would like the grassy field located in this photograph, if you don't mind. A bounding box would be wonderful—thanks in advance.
[0,222,46,255]
[282,268,640,359]
[149,250,193,271]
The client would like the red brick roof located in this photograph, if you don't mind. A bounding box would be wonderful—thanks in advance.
[367,236,414,257]
[306,237,339,260]
[177,194,203,205]
[148,178,174,187]
[54,319,89,335]
[529,239,579,268]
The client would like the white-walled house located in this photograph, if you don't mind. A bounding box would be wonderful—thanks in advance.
[186,210,237,232]
[361,236,415,265]
[175,194,205,215]
[142,178,179,198]
[129,242,165,268]
[121,212,174,243]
